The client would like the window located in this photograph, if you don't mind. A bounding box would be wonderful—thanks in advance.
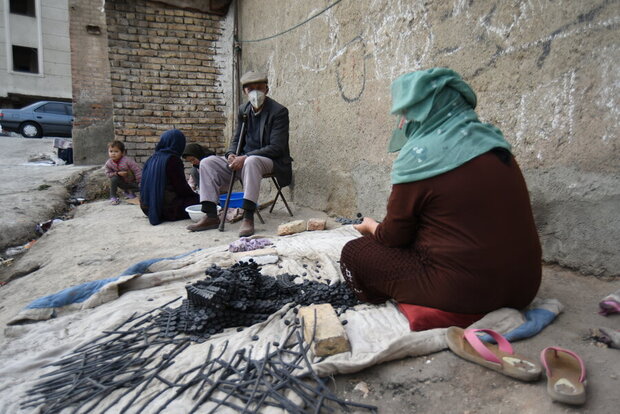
[37,103,68,115]
[10,0,36,17]
[12,46,39,73]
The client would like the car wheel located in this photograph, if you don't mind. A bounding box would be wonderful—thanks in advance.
[20,122,42,138]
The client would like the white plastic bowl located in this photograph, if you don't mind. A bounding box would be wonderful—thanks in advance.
[185,204,221,222]
[185,204,205,222]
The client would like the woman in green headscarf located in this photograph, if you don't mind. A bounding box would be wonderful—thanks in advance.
[340,68,541,315]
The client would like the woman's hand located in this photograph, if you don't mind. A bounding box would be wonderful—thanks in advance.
[117,171,128,177]
[354,217,378,236]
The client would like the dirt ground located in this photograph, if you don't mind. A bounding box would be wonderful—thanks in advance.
[0,137,618,413]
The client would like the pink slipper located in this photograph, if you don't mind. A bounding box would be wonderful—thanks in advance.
[599,300,620,316]
[540,347,586,405]
[599,289,620,315]
[446,327,541,381]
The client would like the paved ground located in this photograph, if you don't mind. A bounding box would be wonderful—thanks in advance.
[0,135,92,252]
[0,137,618,413]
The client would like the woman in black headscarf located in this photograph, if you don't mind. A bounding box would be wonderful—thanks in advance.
[140,129,199,225]
[182,143,215,191]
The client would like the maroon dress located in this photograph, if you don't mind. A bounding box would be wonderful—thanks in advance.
[340,152,541,314]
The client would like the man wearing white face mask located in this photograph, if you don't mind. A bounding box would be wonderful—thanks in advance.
[188,71,292,237]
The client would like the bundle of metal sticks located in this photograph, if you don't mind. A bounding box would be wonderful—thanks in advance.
[153,260,361,342]
[153,324,378,413]
[22,262,374,413]
[21,297,189,413]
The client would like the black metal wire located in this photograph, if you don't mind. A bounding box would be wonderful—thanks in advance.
[235,0,345,43]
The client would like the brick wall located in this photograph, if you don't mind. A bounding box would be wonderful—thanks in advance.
[105,0,227,164]
[69,0,115,165]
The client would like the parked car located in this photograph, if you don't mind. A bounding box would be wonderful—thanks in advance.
[0,101,73,138]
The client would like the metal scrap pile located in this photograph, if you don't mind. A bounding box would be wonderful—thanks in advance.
[155,260,361,341]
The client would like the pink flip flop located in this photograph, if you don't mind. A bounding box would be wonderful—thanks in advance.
[446,327,541,381]
[599,289,620,315]
[540,347,587,405]
[599,300,620,316]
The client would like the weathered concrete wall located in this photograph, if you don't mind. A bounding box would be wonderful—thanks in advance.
[69,0,115,165]
[237,0,619,276]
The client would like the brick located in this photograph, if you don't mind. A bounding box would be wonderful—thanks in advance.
[298,304,351,357]
[277,220,306,236]
[82,0,227,164]
[307,219,327,231]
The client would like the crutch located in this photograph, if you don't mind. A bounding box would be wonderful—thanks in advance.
[219,112,248,232]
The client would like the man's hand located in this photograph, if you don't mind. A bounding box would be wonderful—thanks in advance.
[353,217,379,236]
[117,171,128,177]
[228,155,247,171]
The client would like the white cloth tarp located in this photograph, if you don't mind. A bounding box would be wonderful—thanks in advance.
[0,226,561,413]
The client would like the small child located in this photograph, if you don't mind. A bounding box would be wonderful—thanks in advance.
[104,141,142,205]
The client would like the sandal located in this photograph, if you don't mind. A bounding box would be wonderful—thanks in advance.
[599,289,620,315]
[540,346,586,405]
[446,327,541,381]
[110,197,120,205]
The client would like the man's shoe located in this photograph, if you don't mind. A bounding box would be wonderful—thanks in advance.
[187,216,219,232]
[238,219,255,237]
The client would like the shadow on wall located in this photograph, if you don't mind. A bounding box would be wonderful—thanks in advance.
[525,167,620,277]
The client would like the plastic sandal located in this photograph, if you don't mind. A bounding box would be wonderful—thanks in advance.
[599,299,620,316]
[540,347,586,405]
[446,327,541,381]
[599,289,620,315]
[124,192,136,199]
[110,197,120,205]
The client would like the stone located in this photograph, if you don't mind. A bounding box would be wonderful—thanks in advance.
[306,218,327,231]
[277,220,306,236]
[298,303,351,357]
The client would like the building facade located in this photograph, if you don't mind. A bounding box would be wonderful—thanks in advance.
[0,0,71,107]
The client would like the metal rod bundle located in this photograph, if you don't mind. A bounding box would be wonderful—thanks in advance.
[22,262,372,413]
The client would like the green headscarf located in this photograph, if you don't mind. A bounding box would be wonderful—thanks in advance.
[388,68,511,184]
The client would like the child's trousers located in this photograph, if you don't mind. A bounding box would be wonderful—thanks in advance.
[110,175,139,198]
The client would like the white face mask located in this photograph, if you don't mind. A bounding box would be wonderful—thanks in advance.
[248,90,266,109]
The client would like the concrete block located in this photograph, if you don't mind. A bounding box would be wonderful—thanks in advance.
[298,303,351,357]
[277,220,306,236]
[306,218,326,231]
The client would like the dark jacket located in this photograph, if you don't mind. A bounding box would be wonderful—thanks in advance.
[227,97,293,187]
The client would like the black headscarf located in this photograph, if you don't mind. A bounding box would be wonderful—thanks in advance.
[182,143,215,160]
[140,129,187,225]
